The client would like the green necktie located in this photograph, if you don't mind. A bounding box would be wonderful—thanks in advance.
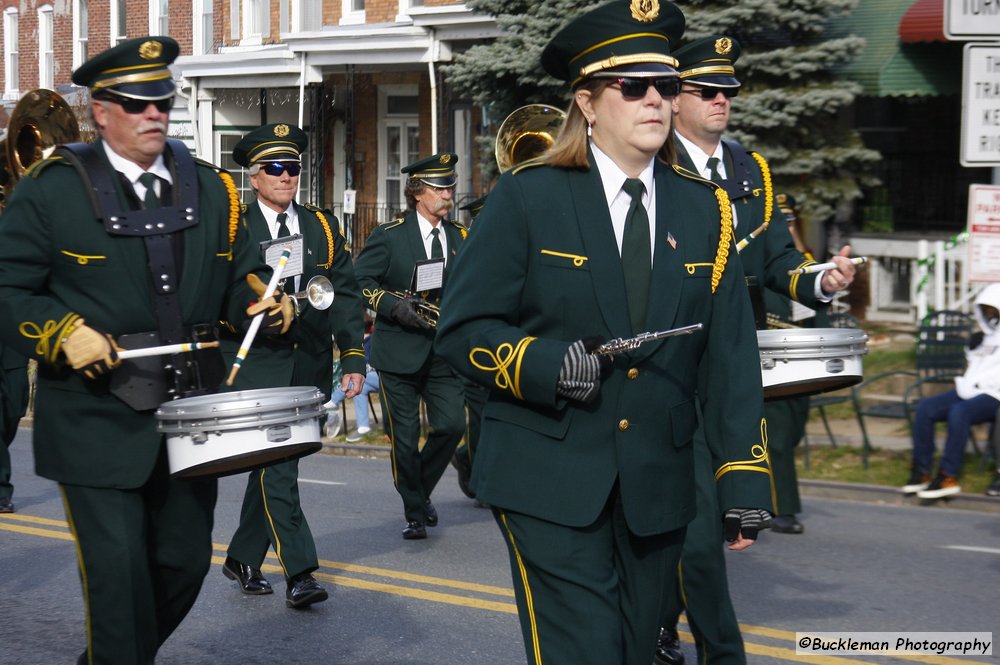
[139,172,160,209]
[621,178,651,332]
[430,227,443,260]
[706,156,723,183]
[276,212,291,238]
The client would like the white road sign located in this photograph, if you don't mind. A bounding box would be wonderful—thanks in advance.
[966,184,1000,282]
[947,0,1000,39]
[961,43,1000,166]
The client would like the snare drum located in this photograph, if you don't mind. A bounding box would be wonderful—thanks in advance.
[157,386,326,479]
[757,328,868,400]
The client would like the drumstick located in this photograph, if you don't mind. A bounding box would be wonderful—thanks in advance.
[118,341,220,359]
[735,221,769,253]
[787,256,867,276]
[226,249,292,386]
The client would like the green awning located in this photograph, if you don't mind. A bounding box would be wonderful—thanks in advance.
[826,0,960,97]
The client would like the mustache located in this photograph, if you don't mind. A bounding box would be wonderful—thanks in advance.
[137,121,168,134]
[436,199,455,213]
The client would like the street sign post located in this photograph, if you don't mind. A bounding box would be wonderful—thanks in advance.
[966,184,1000,282]
[960,43,1000,167]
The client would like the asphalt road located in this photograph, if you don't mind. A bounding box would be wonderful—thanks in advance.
[1,427,998,665]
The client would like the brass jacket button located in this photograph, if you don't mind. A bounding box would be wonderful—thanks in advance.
[627,368,639,380]
[618,419,629,431]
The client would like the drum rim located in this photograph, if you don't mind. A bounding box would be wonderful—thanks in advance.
[156,386,324,417]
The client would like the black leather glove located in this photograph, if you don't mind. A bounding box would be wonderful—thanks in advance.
[723,508,772,542]
[557,339,606,403]
[391,297,433,331]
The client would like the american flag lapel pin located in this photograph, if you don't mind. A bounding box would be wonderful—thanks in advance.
[667,232,677,250]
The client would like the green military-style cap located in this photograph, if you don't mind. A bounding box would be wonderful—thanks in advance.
[777,193,797,222]
[402,152,458,188]
[72,36,179,101]
[232,123,309,167]
[541,0,685,89]
[460,195,488,220]
[673,35,742,88]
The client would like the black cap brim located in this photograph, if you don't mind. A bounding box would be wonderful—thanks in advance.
[101,78,176,101]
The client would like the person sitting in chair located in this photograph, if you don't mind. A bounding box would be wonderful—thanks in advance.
[902,283,1000,499]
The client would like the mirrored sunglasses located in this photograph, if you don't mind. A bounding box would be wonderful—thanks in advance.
[261,161,302,177]
[610,77,681,100]
[681,86,740,100]
[101,94,173,114]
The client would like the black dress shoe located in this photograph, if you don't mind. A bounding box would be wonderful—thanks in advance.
[286,572,328,609]
[222,556,273,595]
[653,625,685,665]
[771,514,804,534]
[424,499,438,527]
[402,520,427,539]
[0,497,14,513]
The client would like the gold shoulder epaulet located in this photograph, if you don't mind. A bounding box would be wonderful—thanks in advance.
[511,159,545,175]
[26,155,66,179]
[450,219,468,239]
[383,217,406,230]
[671,163,711,184]
[194,156,219,171]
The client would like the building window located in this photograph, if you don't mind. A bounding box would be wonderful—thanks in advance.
[295,0,322,30]
[194,0,214,54]
[243,0,269,42]
[73,0,88,68]
[341,0,364,25]
[379,90,419,217]
[4,8,18,98]
[110,0,127,46]
[38,6,54,90]
[150,0,168,36]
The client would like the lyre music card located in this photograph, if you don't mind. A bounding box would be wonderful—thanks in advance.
[260,235,305,278]
[411,258,445,292]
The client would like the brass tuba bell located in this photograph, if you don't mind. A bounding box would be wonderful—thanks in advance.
[0,89,81,210]
[494,104,566,172]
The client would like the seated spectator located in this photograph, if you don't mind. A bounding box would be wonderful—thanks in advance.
[987,405,1000,497]
[325,327,378,442]
[902,283,1000,499]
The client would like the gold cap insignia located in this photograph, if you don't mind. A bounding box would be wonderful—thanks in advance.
[440,154,451,164]
[274,124,290,138]
[715,38,733,55]
[630,0,660,23]
[138,41,163,60]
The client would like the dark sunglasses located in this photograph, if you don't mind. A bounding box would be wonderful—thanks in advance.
[261,161,302,177]
[609,77,681,100]
[100,94,173,114]
[681,86,740,100]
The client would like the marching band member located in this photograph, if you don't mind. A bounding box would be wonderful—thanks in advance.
[434,3,773,662]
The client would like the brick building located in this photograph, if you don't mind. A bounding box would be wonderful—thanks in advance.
[0,0,497,247]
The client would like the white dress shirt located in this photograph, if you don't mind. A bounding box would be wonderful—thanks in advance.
[589,141,656,266]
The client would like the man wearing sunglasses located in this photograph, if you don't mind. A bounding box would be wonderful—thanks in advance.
[219,123,366,609]
[0,37,278,665]
[655,35,858,665]
[354,153,467,540]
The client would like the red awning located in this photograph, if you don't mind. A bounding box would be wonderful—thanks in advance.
[899,0,946,43]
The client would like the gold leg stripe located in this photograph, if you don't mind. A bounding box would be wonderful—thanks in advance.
[60,487,93,660]
[260,467,289,577]
[500,511,543,665]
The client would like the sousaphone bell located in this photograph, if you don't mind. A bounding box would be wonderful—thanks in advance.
[494,104,566,172]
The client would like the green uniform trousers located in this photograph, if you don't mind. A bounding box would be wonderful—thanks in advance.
[227,458,318,578]
[0,363,29,502]
[496,484,685,665]
[379,354,465,523]
[456,378,488,468]
[764,396,808,515]
[662,433,745,664]
[62,451,217,665]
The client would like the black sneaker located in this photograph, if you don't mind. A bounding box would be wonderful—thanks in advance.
[985,474,1000,497]
[901,468,931,494]
[653,625,684,665]
[917,472,961,499]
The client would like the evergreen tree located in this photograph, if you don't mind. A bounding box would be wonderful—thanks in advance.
[447,0,880,238]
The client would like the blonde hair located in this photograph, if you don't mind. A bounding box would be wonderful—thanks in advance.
[545,78,676,170]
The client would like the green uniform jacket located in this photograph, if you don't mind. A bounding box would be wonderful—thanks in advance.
[434,159,773,536]
[354,210,466,374]
[0,141,264,488]
[221,201,366,396]
[675,139,823,307]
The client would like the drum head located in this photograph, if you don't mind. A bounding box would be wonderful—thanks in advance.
[170,441,322,479]
[763,375,861,401]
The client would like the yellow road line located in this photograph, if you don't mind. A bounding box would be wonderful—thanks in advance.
[7,517,992,665]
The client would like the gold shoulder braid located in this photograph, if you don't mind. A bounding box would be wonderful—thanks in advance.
[308,206,335,269]
[218,170,240,258]
[749,152,773,224]
[711,187,733,294]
